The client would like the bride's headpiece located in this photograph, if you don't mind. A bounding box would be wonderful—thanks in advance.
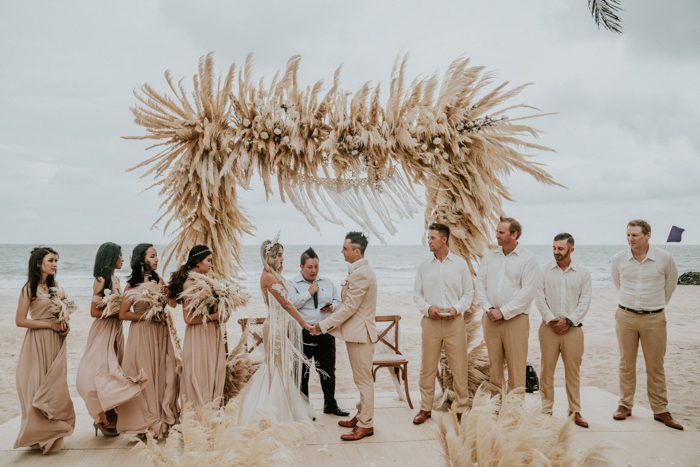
[264,231,281,256]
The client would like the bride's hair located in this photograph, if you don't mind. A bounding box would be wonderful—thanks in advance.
[260,239,286,288]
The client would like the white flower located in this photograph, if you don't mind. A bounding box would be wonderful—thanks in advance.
[442,152,449,160]
[421,144,428,151]
[103,288,111,296]
[243,118,251,127]
[260,131,269,140]
[456,123,464,131]
[352,150,359,155]
[344,135,353,143]
[282,136,290,144]
[274,128,282,135]
[433,137,442,145]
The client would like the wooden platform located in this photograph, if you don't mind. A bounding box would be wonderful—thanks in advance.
[1,387,698,466]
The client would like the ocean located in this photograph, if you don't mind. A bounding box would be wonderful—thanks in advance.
[0,244,697,299]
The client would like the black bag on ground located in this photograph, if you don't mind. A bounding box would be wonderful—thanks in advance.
[526,363,539,393]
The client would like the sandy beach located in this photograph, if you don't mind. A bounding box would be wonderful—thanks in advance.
[1,286,698,432]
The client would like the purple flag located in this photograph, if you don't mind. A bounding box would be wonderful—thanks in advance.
[666,226,685,243]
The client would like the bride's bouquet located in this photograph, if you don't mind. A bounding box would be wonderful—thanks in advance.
[98,288,122,319]
[49,286,76,323]
[130,281,169,321]
[178,272,249,327]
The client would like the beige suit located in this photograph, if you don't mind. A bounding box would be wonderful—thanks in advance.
[319,258,377,428]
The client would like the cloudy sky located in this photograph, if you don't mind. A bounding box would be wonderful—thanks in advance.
[1,0,698,246]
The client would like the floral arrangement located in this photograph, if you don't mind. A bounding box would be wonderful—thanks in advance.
[98,288,122,319]
[130,282,169,321]
[48,287,76,323]
[179,272,249,327]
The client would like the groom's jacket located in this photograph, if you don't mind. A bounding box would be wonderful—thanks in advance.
[318,258,377,343]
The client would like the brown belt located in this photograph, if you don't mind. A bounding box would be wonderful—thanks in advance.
[618,305,663,315]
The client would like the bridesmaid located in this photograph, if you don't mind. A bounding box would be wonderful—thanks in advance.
[14,246,75,453]
[116,243,179,438]
[168,245,226,408]
[76,242,143,437]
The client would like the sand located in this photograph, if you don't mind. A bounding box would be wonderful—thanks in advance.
[1,286,698,432]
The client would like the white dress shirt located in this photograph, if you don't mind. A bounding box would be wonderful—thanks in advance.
[413,251,474,316]
[611,246,678,311]
[535,261,592,326]
[287,275,341,324]
[475,244,541,320]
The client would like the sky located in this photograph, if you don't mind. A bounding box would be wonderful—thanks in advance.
[1,0,698,246]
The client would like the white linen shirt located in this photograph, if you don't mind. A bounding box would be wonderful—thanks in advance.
[611,246,678,311]
[535,261,592,326]
[413,251,474,316]
[475,244,541,320]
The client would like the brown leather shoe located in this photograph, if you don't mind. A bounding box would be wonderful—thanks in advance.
[569,412,589,428]
[412,410,431,425]
[340,426,374,441]
[338,416,358,428]
[654,412,684,430]
[613,405,632,420]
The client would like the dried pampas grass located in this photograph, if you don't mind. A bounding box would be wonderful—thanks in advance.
[223,330,260,404]
[179,272,249,327]
[435,341,492,411]
[130,282,169,321]
[135,400,313,466]
[49,287,76,323]
[437,387,609,467]
[127,53,559,279]
[98,289,122,319]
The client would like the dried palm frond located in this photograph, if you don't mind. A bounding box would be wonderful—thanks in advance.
[127,54,559,279]
[48,287,76,323]
[135,400,313,466]
[435,341,491,411]
[588,0,623,33]
[437,386,609,466]
[130,282,169,321]
[98,288,122,319]
[223,330,260,404]
[179,272,249,327]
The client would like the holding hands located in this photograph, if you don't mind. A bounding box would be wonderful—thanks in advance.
[548,317,570,335]
[487,307,504,321]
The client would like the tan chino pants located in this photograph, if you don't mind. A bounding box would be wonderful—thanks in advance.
[482,313,529,392]
[538,321,584,414]
[346,341,375,428]
[615,308,668,414]
[419,314,469,412]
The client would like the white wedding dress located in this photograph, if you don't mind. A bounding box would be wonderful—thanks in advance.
[235,283,315,424]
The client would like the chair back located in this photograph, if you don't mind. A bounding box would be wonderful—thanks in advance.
[237,317,266,353]
[375,315,402,354]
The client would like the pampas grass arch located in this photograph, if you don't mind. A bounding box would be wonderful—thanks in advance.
[127,52,560,411]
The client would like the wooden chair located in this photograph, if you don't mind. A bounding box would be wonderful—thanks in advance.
[237,317,266,353]
[373,315,413,409]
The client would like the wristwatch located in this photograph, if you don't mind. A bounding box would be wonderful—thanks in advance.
[565,318,574,327]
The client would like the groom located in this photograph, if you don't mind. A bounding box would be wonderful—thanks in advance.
[313,232,377,441]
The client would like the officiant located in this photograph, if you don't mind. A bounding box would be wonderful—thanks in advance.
[288,247,349,416]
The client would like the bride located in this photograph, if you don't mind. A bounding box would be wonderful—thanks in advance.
[236,238,317,424]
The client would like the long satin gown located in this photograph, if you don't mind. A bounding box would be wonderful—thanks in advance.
[181,277,227,408]
[14,287,75,453]
[115,285,179,438]
[76,276,144,427]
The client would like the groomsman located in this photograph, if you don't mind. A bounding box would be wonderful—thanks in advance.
[611,219,682,430]
[535,233,591,428]
[314,232,377,441]
[287,247,348,417]
[412,223,473,425]
[476,216,540,392]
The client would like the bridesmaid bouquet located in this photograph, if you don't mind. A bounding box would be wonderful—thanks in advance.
[48,287,77,323]
[179,272,249,327]
[98,288,122,319]
[130,281,169,321]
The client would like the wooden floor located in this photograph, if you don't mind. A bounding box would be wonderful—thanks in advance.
[1,387,698,466]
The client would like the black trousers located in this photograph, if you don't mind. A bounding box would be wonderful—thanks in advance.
[300,329,338,409]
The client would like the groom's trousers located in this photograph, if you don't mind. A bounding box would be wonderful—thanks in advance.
[346,341,375,428]
[300,329,340,410]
